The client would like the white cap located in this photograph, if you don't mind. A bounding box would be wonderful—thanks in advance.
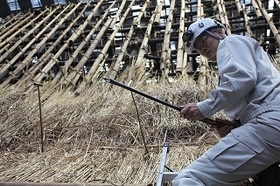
[183,18,225,49]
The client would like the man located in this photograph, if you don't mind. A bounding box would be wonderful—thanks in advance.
[172,18,280,185]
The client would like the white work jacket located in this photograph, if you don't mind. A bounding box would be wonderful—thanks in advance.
[197,35,280,124]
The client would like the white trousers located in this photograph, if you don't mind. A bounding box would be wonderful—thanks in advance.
[172,111,280,186]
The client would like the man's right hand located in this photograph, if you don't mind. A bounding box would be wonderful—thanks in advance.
[213,118,235,137]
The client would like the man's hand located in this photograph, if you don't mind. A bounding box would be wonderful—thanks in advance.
[213,118,234,137]
[180,103,204,121]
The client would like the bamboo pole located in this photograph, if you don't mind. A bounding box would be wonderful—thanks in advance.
[251,0,263,18]
[0,6,63,81]
[29,1,91,82]
[133,0,150,26]
[183,49,189,75]
[0,12,21,32]
[75,0,136,94]
[0,12,33,43]
[198,57,209,86]
[176,0,186,74]
[160,0,175,77]
[32,2,84,83]
[154,0,164,25]
[1,3,91,88]
[166,48,172,76]
[106,0,150,79]
[17,4,93,88]
[0,12,24,38]
[62,0,98,73]
[197,0,204,19]
[134,13,156,82]
[0,5,74,87]
[51,0,111,87]
[17,53,52,88]
[0,11,66,86]
[0,10,48,52]
[217,0,231,35]
[63,17,113,88]
[63,0,109,74]
[242,4,253,37]
[0,13,35,55]
[197,0,208,86]
[235,0,243,16]
[91,54,109,81]
[106,25,135,79]
[256,0,280,46]
[60,2,116,89]
[216,0,225,23]
[275,0,280,9]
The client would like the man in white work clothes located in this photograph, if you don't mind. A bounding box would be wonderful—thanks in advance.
[172,18,280,185]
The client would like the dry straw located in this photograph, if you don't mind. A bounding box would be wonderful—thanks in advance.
[1,56,279,185]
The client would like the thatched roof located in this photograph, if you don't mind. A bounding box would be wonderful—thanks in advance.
[0,0,279,185]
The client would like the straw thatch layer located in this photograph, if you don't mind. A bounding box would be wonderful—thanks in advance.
[0,75,222,185]
[1,56,280,185]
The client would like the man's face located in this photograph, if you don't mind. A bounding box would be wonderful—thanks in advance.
[194,31,220,61]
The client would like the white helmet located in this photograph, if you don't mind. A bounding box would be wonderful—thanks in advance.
[183,18,225,49]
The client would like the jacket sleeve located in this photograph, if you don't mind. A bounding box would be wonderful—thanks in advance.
[197,36,258,118]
